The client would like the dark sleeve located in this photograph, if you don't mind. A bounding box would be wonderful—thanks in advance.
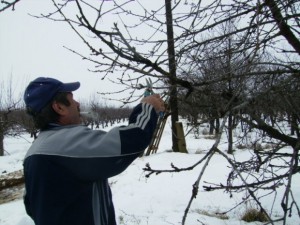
[120,103,158,154]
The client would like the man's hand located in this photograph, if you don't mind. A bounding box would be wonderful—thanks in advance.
[141,94,165,113]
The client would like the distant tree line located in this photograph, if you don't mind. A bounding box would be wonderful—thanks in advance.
[0,93,132,157]
[80,105,132,129]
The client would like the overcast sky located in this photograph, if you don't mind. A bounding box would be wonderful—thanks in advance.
[0,0,129,105]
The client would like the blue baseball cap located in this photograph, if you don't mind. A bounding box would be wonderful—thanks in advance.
[24,77,80,114]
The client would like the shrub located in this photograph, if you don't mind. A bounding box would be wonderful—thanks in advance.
[241,208,269,222]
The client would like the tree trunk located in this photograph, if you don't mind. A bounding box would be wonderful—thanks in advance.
[215,118,220,135]
[0,131,4,156]
[165,0,179,152]
[290,113,300,137]
[209,119,215,135]
[227,113,234,154]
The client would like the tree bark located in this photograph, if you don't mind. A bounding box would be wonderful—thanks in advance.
[0,132,4,156]
[227,113,233,154]
[165,0,179,152]
[0,170,24,191]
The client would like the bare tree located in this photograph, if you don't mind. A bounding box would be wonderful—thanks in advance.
[0,76,22,156]
[174,1,299,223]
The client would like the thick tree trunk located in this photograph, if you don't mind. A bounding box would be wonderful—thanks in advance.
[215,118,220,135]
[0,132,4,156]
[165,0,179,152]
[209,119,215,135]
[227,113,234,154]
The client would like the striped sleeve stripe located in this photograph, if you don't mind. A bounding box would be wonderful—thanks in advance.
[135,103,152,130]
[120,103,153,131]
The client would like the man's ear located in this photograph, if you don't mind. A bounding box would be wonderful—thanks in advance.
[52,101,66,115]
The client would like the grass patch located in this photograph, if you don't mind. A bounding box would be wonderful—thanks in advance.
[241,208,269,222]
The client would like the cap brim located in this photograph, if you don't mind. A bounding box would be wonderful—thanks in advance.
[59,82,80,92]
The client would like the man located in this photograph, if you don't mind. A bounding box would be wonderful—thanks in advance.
[23,77,165,225]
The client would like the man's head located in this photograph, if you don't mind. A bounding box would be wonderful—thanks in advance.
[24,77,81,129]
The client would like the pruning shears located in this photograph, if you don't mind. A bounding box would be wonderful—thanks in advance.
[142,78,166,118]
[144,78,155,97]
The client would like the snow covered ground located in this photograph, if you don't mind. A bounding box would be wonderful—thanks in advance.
[0,119,299,225]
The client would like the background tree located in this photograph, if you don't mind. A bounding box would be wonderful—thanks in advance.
[0,76,22,156]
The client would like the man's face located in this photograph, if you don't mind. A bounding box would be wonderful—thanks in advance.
[52,92,82,125]
[64,93,81,125]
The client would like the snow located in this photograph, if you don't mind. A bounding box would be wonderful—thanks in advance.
[0,119,299,225]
